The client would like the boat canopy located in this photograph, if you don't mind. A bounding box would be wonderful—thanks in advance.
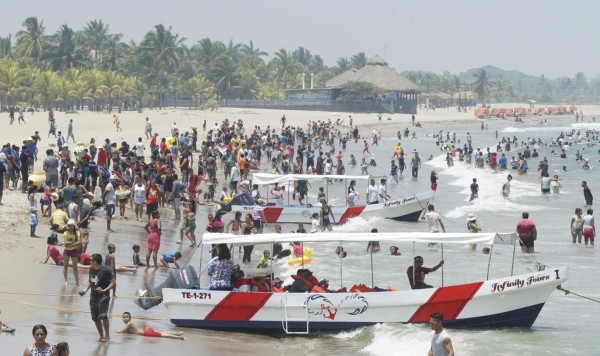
[251,173,368,185]
[202,232,517,246]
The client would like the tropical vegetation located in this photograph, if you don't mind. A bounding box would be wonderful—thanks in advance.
[0,16,598,112]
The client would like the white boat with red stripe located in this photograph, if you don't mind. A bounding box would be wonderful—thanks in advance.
[221,173,435,223]
[135,232,568,334]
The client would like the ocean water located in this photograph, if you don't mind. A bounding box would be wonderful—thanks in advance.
[2,117,598,355]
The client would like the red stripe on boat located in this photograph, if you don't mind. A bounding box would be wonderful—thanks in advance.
[263,207,284,223]
[338,206,366,223]
[205,293,272,321]
[408,282,483,323]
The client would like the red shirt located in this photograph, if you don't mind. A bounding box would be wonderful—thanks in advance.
[97,150,108,166]
[516,219,536,237]
[407,265,431,288]
[150,135,157,148]
[47,245,64,265]
[146,185,160,204]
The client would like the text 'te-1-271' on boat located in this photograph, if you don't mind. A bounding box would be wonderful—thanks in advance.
[134,231,568,335]
[218,173,436,224]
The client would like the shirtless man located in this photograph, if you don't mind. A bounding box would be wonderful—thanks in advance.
[118,312,184,340]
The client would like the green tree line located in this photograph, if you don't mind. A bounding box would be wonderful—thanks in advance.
[0,17,373,112]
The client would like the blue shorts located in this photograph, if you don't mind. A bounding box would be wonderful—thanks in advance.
[106,204,115,217]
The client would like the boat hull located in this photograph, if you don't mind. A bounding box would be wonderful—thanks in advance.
[161,266,567,333]
[225,190,435,224]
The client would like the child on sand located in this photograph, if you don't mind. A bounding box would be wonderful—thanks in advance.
[159,252,182,268]
[132,244,145,267]
[118,312,184,340]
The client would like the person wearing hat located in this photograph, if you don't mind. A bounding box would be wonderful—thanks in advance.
[407,256,444,289]
[63,219,82,286]
[466,213,482,251]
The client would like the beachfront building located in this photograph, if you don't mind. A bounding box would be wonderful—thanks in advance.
[324,55,420,114]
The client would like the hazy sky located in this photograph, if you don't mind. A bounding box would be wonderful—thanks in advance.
[0,0,596,79]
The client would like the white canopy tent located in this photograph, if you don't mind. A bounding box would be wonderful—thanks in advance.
[201,232,517,246]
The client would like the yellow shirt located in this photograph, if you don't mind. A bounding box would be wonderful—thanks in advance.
[63,230,80,251]
[50,210,69,231]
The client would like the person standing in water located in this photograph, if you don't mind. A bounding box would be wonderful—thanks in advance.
[428,312,455,356]
[469,178,479,202]
[502,174,512,197]
[582,208,595,246]
[582,181,593,205]
[570,208,584,244]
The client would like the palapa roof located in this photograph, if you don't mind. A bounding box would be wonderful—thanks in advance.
[326,55,421,93]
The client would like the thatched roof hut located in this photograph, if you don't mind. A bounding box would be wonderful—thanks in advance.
[326,55,420,93]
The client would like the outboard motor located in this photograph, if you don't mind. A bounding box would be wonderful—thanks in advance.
[134,265,199,310]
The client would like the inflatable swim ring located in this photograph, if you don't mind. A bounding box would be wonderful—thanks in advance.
[29,171,46,191]
[288,248,312,267]
[116,190,131,198]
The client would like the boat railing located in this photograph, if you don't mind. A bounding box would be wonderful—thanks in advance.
[281,292,310,334]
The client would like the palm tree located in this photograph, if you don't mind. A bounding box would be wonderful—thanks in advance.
[472,68,491,106]
[335,57,350,74]
[240,40,267,57]
[292,46,313,67]
[0,61,25,105]
[140,25,187,75]
[494,78,507,103]
[123,76,148,112]
[233,67,261,99]
[54,77,74,111]
[83,20,115,60]
[271,48,299,92]
[99,37,128,71]
[34,71,58,108]
[0,35,12,59]
[15,16,47,61]
[99,71,123,112]
[45,24,85,70]
[350,52,367,69]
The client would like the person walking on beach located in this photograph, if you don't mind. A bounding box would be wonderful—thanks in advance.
[502,174,512,197]
[79,253,114,343]
[144,117,152,139]
[582,181,593,205]
[516,211,537,253]
[582,208,595,246]
[428,312,455,356]
[66,119,75,143]
[113,115,122,132]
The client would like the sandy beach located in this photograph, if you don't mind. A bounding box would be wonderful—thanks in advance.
[1,104,598,354]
